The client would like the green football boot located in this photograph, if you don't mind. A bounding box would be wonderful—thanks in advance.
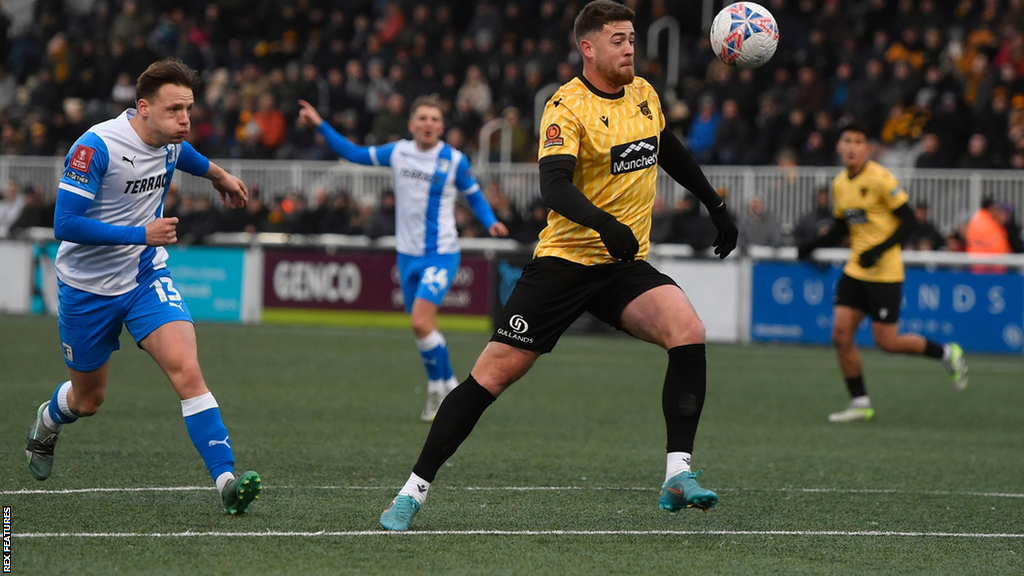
[26,401,60,481]
[828,406,875,423]
[222,470,262,515]
[659,470,718,512]
[943,343,968,390]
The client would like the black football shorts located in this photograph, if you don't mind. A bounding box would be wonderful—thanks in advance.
[490,256,678,353]
[834,273,903,324]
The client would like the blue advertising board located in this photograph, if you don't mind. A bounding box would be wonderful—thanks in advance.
[165,246,245,322]
[751,261,1024,354]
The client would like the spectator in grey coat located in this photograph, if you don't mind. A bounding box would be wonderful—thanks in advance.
[739,196,782,248]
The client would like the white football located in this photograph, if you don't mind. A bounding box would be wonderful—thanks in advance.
[709,2,779,69]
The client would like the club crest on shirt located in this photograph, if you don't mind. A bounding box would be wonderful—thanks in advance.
[70,145,95,172]
[437,158,450,173]
[166,144,178,164]
[543,123,564,148]
[637,100,653,120]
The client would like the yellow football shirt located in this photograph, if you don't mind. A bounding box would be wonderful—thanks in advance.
[535,75,665,265]
[831,160,910,282]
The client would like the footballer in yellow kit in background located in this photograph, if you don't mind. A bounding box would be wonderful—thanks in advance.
[535,75,664,265]
[798,124,968,424]
[830,159,909,284]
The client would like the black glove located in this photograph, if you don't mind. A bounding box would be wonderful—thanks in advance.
[594,216,639,261]
[859,245,884,268]
[797,243,815,261]
[708,203,738,259]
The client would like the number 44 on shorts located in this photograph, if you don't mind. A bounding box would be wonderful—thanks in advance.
[422,266,449,296]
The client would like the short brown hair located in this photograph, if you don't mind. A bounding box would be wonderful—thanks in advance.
[573,0,635,45]
[408,94,443,119]
[135,58,199,104]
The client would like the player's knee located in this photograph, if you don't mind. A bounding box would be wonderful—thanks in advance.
[166,358,204,389]
[669,316,705,347]
[76,391,105,416]
[832,327,853,348]
[685,317,706,344]
[410,316,433,339]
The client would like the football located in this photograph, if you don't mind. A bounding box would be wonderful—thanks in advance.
[709,2,780,69]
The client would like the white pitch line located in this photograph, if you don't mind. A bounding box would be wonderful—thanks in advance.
[0,486,216,495]
[11,530,1024,539]
[3,485,1023,498]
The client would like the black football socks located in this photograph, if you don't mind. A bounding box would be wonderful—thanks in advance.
[412,375,496,482]
[663,344,707,454]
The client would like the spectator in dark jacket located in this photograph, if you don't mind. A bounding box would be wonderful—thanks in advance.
[904,201,945,250]
[793,187,838,248]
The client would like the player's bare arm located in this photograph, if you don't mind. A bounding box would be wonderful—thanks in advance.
[489,222,508,237]
[297,99,323,128]
[145,217,178,246]
[205,162,249,209]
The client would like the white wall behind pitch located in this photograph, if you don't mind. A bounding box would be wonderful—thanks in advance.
[0,241,33,313]
[651,258,742,342]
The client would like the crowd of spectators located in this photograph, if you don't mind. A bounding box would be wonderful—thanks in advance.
[0,0,1023,257]
[1,0,1024,169]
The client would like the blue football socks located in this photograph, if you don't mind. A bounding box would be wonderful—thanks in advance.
[181,392,235,482]
[416,330,454,383]
[46,381,79,427]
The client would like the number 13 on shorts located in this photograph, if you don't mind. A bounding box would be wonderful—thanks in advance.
[150,277,182,302]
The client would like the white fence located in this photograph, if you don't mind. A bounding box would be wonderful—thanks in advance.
[4,156,1021,236]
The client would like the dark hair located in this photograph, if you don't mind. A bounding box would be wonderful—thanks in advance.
[135,58,199,104]
[573,0,635,45]
[408,94,443,119]
[839,123,869,138]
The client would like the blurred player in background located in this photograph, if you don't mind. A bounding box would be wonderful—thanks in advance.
[799,124,968,423]
[24,59,262,514]
[298,97,507,422]
[379,0,739,531]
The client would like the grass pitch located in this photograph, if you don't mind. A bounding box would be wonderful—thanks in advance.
[1,314,1022,575]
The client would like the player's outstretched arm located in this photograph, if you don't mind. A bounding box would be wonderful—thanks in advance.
[297,100,387,167]
[858,202,918,267]
[455,155,508,237]
[539,155,638,261]
[797,217,848,260]
[177,141,248,209]
[658,130,738,258]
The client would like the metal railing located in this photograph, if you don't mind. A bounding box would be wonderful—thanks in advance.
[4,156,1021,236]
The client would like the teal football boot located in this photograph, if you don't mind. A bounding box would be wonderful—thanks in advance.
[659,469,718,512]
[380,494,421,530]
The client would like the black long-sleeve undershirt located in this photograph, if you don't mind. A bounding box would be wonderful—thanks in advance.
[869,202,918,253]
[657,129,723,210]
[537,129,724,230]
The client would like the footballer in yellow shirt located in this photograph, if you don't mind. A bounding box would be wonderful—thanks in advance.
[379,0,739,532]
[799,125,968,424]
